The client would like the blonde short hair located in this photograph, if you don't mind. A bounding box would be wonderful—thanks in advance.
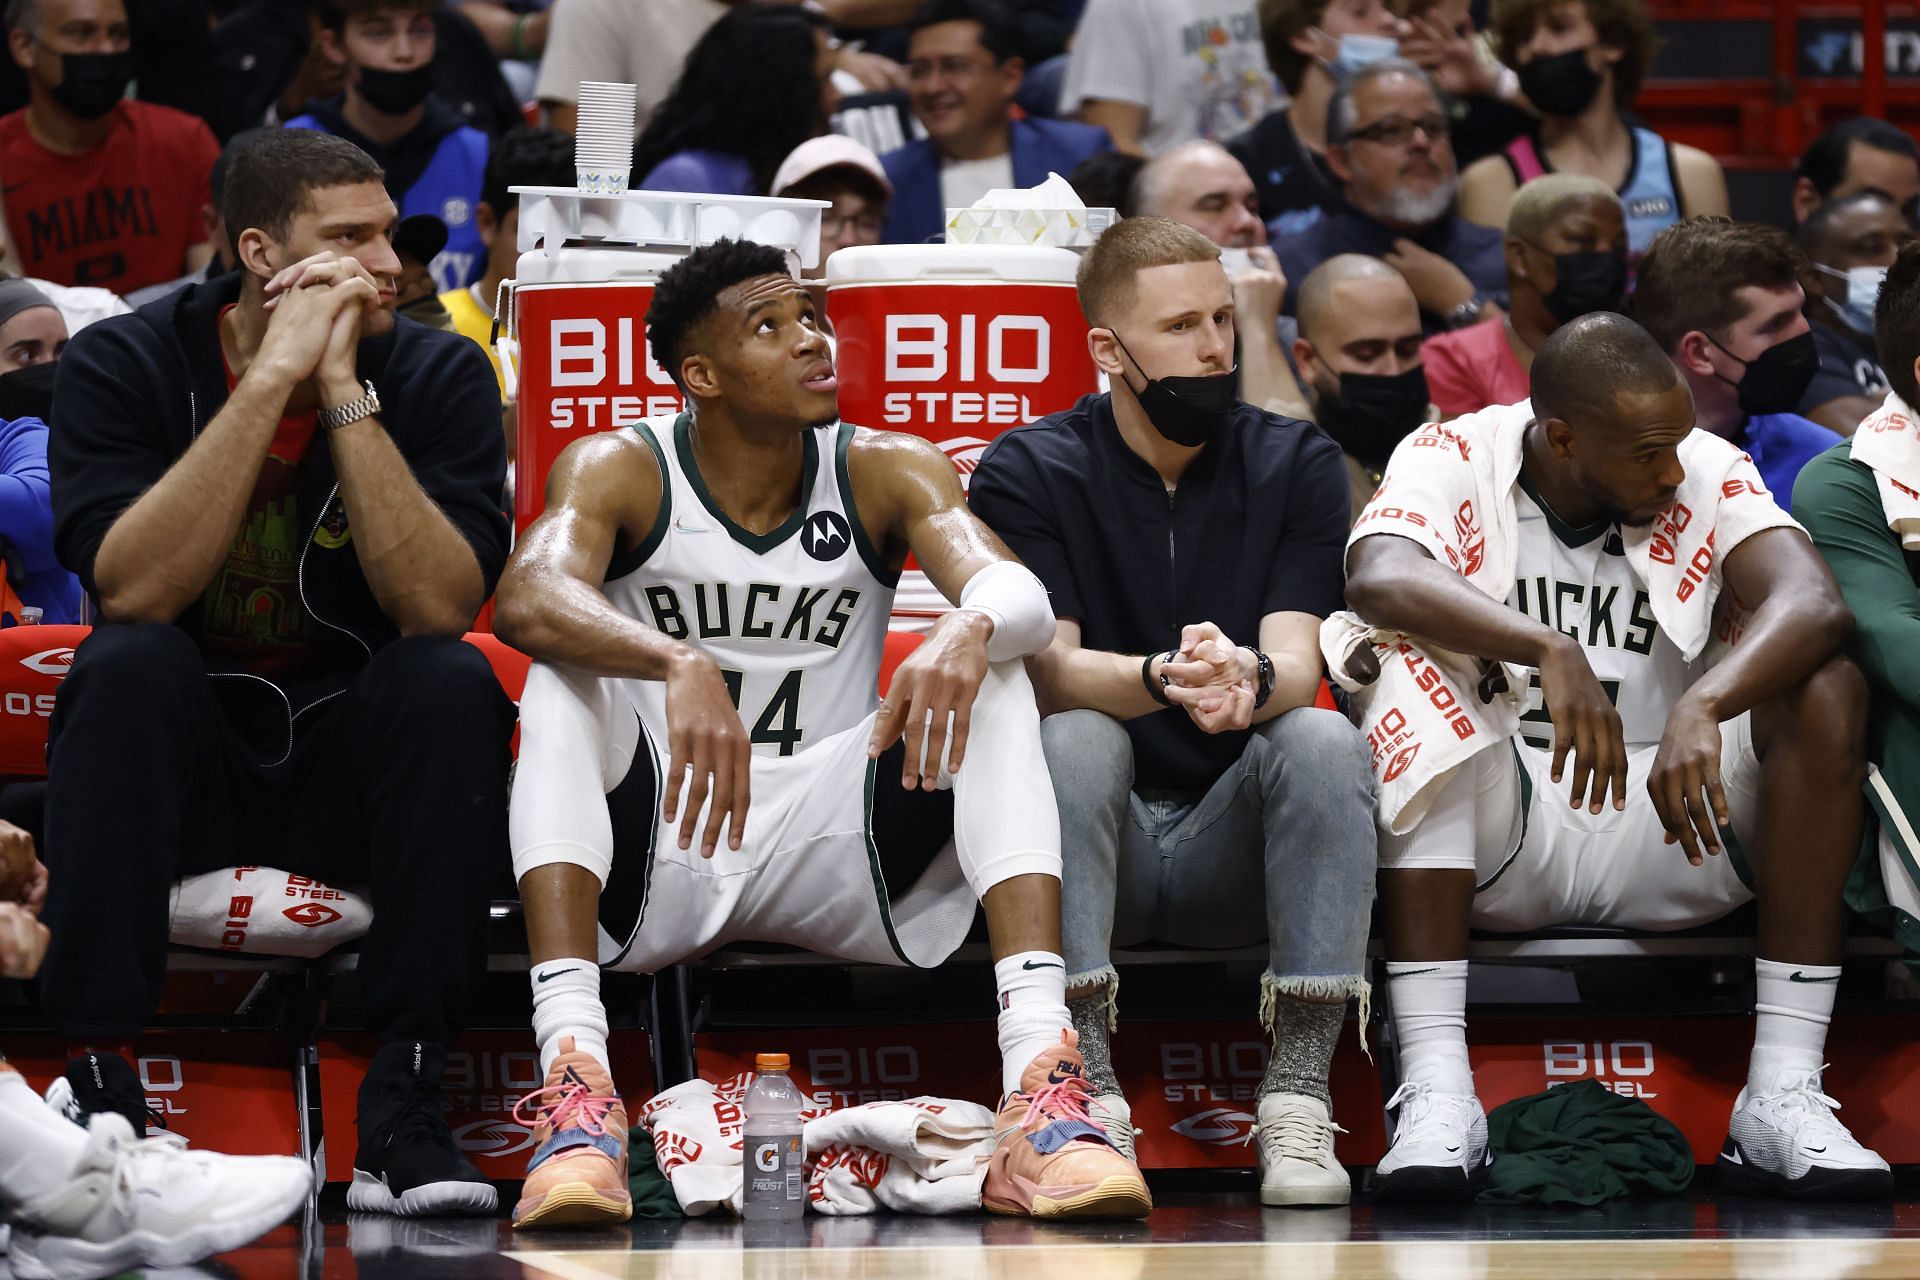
[1076,217,1221,328]
[1507,173,1621,243]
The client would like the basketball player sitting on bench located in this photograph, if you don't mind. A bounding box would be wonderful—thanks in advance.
[1343,313,1889,1202]
[495,239,1151,1228]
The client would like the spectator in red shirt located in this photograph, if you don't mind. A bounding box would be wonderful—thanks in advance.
[1421,173,1625,419]
[0,0,219,293]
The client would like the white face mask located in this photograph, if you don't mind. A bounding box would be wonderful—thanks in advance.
[1318,29,1399,80]
[1816,263,1888,336]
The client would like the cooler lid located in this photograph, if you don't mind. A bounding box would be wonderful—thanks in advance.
[823,243,1083,287]
[512,186,831,268]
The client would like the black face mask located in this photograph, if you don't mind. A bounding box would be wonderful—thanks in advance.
[1111,333,1239,448]
[1315,367,1430,470]
[1531,245,1628,324]
[356,63,435,116]
[50,50,132,120]
[1708,329,1819,418]
[1516,47,1605,118]
[0,360,56,423]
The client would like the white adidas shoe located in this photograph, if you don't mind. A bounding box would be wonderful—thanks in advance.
[1085,1092,1140,1163]
[1718,1066,1892,1201]
[1253,1094,1350,1206]
[8,1112,312,1280]
[1371,1081,1489,1202]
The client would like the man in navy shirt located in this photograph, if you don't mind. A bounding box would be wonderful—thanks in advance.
[1632,216,1840,501]
[1274,60,1506,338]
[969,216,1376,1208]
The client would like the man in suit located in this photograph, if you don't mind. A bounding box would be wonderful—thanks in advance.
[881,0,1110,246]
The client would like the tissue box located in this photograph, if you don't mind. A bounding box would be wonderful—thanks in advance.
[944,205,1118,248]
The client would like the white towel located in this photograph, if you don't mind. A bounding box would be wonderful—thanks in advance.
[635,1076,990,1217]
[167,867,371,958]
[803,1098,995,1216]
[1849,392,1920,551]
[1341,401,1800,831]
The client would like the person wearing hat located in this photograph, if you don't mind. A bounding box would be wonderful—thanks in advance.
[392,212,454,331]
[0,277,80,624]
[772,134,894,335]
[882,0,1110,246]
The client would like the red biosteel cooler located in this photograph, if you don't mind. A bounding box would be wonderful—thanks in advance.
[825,243,1098,629]
[501,188,828,532]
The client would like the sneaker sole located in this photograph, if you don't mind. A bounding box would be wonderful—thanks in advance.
[986,1174,1153,1220]
[9,1172,309,1280]
[1261,1177,1353,1207]
[1717,1150,1894,1202]
[348,1170,499,1218]
[513,1184,635,1230]
[1369,1162,1479,1203]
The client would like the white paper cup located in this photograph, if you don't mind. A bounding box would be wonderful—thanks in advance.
[576,163,631,195]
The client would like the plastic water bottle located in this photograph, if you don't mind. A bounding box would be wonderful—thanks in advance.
[742,1053,805,1221]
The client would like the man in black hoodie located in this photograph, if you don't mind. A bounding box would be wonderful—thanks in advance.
[286,0,489,293]
[42,128,512,1219]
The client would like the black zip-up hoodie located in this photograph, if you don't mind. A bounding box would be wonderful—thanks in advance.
[49,271,510,759]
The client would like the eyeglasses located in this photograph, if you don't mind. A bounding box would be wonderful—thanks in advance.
[906,56,995,82]
[1345,113,1452,147]
[824,211,886,238]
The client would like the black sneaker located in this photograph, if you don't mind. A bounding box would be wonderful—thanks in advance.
[348,1040,498,1218]
[47,1051,155,1136]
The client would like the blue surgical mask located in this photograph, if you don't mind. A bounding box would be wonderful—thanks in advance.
[1816,263,1887,337]
[1319,29,1399,81]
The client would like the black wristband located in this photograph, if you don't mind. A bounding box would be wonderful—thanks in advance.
[1247,647,1276,710]
[1141,650,1175,707]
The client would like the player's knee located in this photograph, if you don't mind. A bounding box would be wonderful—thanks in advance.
[1793,655,1870,778]
[61,623,203,712]
[365,635,515,737]
[1255,706,1370,778]
[1040,708,1132,794]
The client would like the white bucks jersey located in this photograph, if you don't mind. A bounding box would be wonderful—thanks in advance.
[606,413,895,756]
[1508,477,1694,750]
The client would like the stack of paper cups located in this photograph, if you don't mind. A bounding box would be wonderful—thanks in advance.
[576,81,638,194]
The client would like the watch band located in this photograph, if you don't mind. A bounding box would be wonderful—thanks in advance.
[1446,294,1488,331]
[320,380,381,432]
[1141,650,1176,708]
[1247,647,1276,710]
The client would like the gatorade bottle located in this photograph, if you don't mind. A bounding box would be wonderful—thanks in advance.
[742,1053,806,1220]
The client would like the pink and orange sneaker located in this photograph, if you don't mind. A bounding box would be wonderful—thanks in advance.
[510,1038,632,1230]
[984,1030,1152,1219]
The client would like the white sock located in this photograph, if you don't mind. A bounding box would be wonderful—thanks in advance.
[0,1066,87,1206]
[529,960,610,1078]
[995,951,1070,1097]
[1387,960,1475,1096]
[1748,957,1836,1096]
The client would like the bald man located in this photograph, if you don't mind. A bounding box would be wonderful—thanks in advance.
[1344,313,1886,1203]
[1131,141,1307,417]
[1293,255,1431,522]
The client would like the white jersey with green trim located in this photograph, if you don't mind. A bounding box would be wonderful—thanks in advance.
[605,412,897,757]
[1507,478,1696,752]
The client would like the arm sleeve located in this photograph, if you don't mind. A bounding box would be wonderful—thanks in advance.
[1058,0,1152,113]
[967,441,1083,621]
[1267,435,1352,619]
[1792,449,1920,710]
[0,418,57,572]
[396,334,512,598]
[49,320,183,596]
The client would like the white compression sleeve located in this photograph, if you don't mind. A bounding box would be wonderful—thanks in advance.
[955,560,1054,662]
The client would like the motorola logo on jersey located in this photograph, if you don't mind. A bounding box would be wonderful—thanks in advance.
[802,511,853,562]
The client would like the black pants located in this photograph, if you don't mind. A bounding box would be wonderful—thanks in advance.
[38,624,515,1044]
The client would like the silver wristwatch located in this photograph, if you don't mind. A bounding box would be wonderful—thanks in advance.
[319,380,381,431]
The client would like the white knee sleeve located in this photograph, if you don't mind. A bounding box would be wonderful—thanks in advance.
[1377,748,1503,873]
[509,662,639,888]
[956,560,1055,661]
[954,659,1063,894]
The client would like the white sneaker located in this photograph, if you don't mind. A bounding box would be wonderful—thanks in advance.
[1085,1093,1140,1164]
[1718,1066,1892,1201]
[8,1113,312,1280]
[1371,1081,1489,1202]
[1252,1094,1350,1206]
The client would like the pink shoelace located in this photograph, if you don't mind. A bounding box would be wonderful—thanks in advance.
[512,1081,617,1138]
[1019,1075,1095,1132]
